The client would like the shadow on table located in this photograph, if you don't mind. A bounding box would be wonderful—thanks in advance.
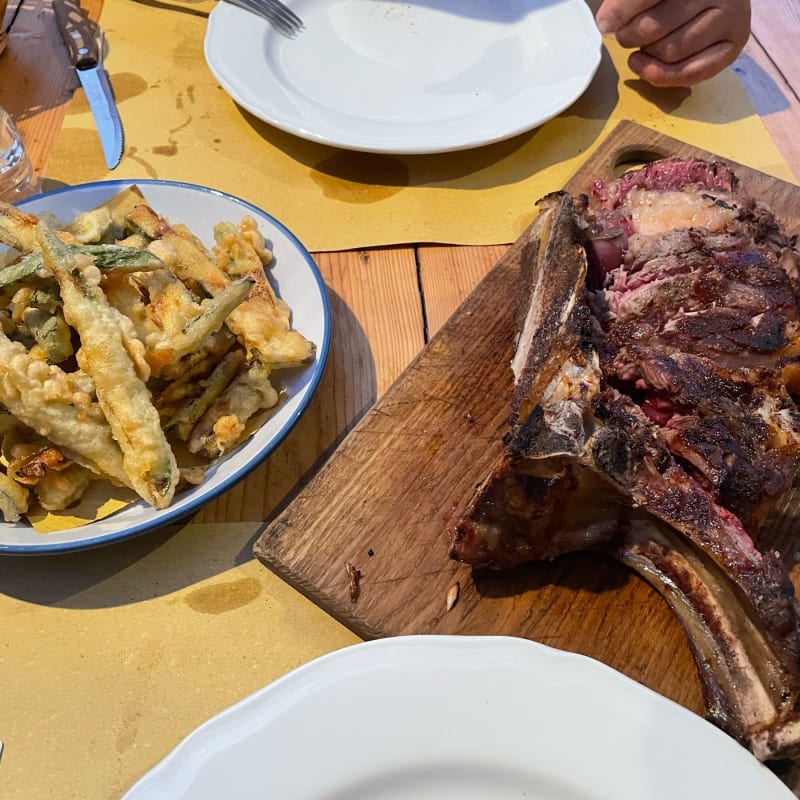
[233,45,620,192]
[472,550,630,600]
[227,33,774,198]
[732,50,792,117]
[623,49,790,127]
[129,0,210,19]
[0,288,377,609]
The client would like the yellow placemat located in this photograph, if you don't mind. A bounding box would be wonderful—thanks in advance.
[0,522,359,799]
[47,0,794,251]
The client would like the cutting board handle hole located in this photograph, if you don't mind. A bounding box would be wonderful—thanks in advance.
[611,146,670,179]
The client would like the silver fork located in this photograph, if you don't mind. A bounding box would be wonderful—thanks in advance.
[222,0,304,37]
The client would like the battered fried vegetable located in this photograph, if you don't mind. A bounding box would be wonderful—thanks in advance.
[34,464,92,511]
[168,348,245,441]
[0,202,40,253]
[103,264,252,377]
[22,307,73,364]
[152,330,237,415]
[0,187,314,524]
[66,205,114,243]
[0,254,49,287]
[63,186,150,245]
[126,204,218,295]
[80,244,164,272]
[127,205,314,366]
[0,470,28,521]
[8,444,70,484]
[144,275,254,374]
[214,218,316,366]
[11,285,73,363]
[187,358,279,458]
[157,329,236,383]
[0,328,129,485]
[37,224,178,509]
[102,185,149,234]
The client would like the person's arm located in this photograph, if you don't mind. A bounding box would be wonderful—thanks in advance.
[595,0,751,87]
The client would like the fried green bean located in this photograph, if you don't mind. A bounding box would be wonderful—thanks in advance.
[164,277,253,364]
[168,348,245,441]
[37,224,178,509]
[0,256,49,287]
[0,244,164,291]
[186,358,278,458]
[85,244,164,271]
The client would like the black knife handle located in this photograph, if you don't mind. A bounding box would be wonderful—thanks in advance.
[53,0,100,68]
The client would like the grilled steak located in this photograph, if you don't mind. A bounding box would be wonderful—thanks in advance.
[449,160,800,761]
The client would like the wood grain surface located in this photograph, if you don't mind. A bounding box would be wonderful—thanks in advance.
[254,121,800,727]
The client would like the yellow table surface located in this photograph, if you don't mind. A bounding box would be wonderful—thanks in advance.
[47,0,794,251]
[1,523,359,799]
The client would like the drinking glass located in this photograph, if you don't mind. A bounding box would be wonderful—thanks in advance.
[0,105,36,202]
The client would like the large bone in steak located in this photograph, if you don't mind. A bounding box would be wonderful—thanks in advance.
[449,160,800,761]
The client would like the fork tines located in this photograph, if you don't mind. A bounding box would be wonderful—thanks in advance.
[223,0,304,37]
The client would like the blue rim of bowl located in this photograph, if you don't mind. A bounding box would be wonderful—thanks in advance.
[0,179,330,555]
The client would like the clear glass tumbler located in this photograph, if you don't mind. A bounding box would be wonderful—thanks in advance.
[0,105,36,203]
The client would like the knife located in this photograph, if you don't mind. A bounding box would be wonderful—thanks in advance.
[53,0,124,170]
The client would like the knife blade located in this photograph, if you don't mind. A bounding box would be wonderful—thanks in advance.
[53,0,124,170]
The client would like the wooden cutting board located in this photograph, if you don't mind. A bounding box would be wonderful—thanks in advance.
[254,120,800,721]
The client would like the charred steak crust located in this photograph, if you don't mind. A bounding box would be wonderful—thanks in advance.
[450,157,800,761]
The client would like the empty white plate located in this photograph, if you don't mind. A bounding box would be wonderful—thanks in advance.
[121,635,792,799]
[205,0,602,153]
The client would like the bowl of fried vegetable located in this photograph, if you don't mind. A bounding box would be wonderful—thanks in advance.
[0,180,329,553]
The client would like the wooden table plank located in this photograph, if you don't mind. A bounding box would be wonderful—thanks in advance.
[418,244,509,338]
[751,0,800,96]
[737,34,800,182]
[194,246,424,525]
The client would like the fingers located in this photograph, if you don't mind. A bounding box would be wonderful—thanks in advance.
[617,0,728,48]
[597,0,752,86]
[628,40,742,87]
[615,0,725,49]
[636,7,729,64]
[595,0,660,34]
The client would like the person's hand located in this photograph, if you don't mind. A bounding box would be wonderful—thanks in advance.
[595,0,751,87]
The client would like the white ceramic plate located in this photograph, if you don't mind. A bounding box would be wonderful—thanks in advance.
[204,0,602,154]
[121,635,791,799]
[0,179,328,554]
